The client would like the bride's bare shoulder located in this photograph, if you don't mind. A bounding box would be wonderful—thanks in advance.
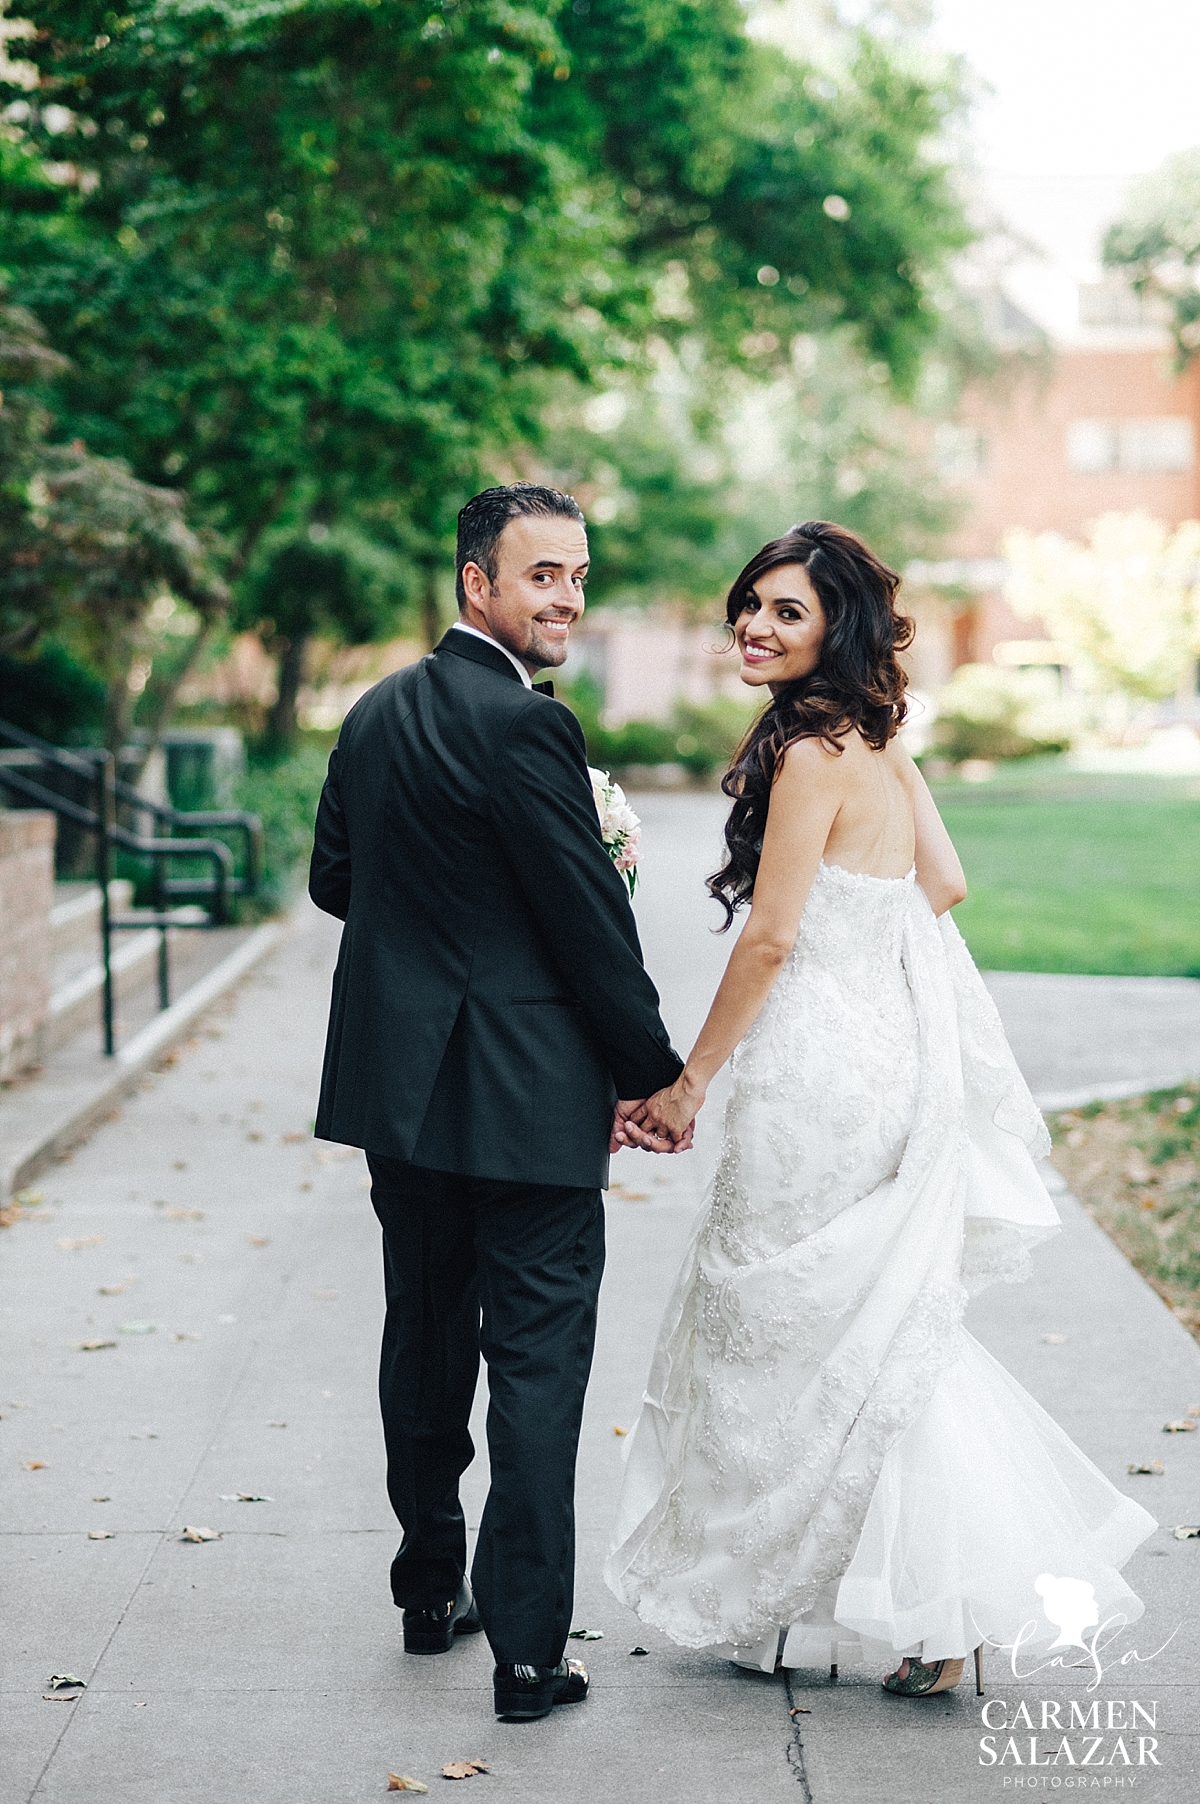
[880,732,920,782]
[778,733,850,785]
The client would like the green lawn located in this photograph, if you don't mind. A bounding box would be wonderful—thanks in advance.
[930,766,1200,976]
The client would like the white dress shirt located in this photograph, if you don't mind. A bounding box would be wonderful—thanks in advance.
[449,620,533,689]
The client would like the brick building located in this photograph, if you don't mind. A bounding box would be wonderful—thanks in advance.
[904,281,1200,696]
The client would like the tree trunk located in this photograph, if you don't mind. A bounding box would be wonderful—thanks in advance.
[120,623,213,789]
[421,564,442,652]
[228,474,295,582]
[266,633,309,751]
[104,644,139,763]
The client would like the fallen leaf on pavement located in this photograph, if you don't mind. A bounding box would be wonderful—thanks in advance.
[57,1236,105,1251]
[179,1525,221,1542]
[247,1236,270,1247]
[387,1778,428,1793]
[568,1628,603,1640]
[87,1530,114,1540]
[441,1761,490,1780]
[22,1459,48,1470]
[1127,1461,1165,1475]
[1163,1420,1197,1433]
[1173,1524,1200,1539]
[612,1425,628,1436]
[77,1340,117,1352]
[119,1322,157,1335]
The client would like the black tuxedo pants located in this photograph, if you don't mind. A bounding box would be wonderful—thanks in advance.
[367,1155,605,1667]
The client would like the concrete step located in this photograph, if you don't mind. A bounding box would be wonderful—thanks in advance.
[49,880,133,959]
[44,926,165,1056]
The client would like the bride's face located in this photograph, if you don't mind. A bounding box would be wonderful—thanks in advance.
[733,562,826,692]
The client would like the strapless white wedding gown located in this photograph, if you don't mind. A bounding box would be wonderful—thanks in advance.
[605,861,1156,1670]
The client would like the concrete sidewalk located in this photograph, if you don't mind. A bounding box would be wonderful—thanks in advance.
[2,794,1198,1804]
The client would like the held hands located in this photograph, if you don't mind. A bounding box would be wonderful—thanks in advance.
[610,1080,704,1155]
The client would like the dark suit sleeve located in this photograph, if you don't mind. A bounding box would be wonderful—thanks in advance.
[309,744,352,922]
[489,698,684,1099]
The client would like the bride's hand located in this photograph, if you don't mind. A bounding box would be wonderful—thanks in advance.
[616,1078,704,1152]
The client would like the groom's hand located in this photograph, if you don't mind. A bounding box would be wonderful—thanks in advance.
[610,1099,646,1155]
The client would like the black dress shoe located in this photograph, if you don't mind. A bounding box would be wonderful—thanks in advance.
[493,1658,589,1721]
[402,1580,483,1655]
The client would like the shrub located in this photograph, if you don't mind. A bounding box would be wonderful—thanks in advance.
[672,695,760,777]
[559,671,759,779]
[931,664,1076,764]
[234,738,333,913]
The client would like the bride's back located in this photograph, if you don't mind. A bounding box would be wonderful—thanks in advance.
[818,731,916,881]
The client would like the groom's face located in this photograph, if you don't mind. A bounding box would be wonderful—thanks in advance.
[461,513,589,673]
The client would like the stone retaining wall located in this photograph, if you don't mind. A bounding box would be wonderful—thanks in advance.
[0,810,55,1081]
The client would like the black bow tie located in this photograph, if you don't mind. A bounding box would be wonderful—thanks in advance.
[533,680,554,696]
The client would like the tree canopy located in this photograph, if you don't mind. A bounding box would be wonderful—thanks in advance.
[1104,147,1200,367]
[2,0,970,555]
[0,295,225,750]
[0,0,974,749]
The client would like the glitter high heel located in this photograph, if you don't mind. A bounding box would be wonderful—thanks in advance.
[882,1643,984,1697]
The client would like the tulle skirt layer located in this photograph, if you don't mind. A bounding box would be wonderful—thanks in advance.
[725,1330,1153,1672]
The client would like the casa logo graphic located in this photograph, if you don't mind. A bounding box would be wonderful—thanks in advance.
[977,1574,1176,1772]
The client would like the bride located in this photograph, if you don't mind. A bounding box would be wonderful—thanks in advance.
[605,521,1156,1697]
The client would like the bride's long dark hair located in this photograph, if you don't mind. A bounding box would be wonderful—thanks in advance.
[707,521,913,930]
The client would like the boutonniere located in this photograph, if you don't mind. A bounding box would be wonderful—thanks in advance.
[588,767,641,898]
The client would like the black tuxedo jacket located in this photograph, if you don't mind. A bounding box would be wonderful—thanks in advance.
[309,629,683,1188]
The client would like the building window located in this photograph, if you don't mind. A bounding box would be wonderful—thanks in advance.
[1066,417,1194,474]
[1077,279,1169,330]
[934,423,986,478]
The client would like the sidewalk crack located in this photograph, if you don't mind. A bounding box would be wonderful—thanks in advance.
[783,1671,815,1801]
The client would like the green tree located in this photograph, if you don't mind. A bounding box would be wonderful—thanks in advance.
[1104,148,1200,367]
[0,295,226,755]
[240,529,409,749]
[541,326,958,614]
[1,0,972,596]
[1004,512,1200,732]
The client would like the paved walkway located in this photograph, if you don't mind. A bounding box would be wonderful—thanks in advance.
[3,794,1199,1803]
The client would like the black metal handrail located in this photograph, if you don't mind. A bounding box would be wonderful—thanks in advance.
[0,717,262,1055]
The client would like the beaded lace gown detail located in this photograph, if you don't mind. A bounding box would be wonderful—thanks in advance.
[604,862,1155,1668]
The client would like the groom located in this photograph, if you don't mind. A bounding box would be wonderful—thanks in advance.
[309,483,684,1722]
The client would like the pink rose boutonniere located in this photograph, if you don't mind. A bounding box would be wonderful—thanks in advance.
[588,766,641,898]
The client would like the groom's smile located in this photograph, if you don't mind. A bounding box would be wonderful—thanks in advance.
[459,511,589,676]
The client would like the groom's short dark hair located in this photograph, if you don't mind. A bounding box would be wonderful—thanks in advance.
[456,483,585,609]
